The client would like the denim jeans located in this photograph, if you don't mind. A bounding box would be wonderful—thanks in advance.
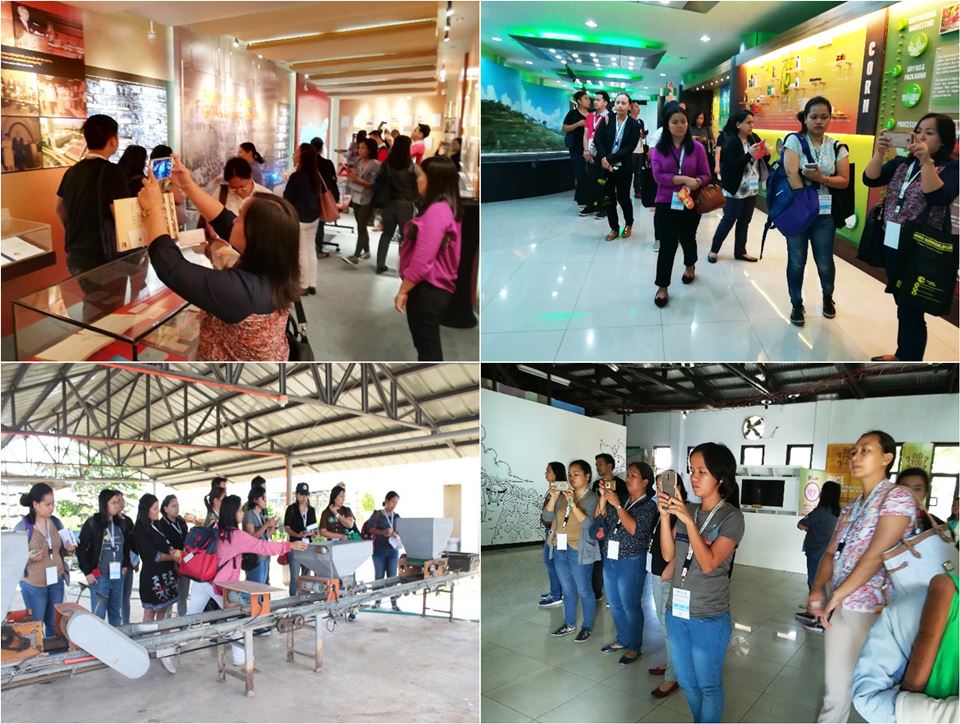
[651,575,676,683]
[666,610,732,723]
[805,547,827,591]
[543,532,562,598]
[121,567,134,625]
[287,551,310,596]
[553,546,596,629]
[247,556,269,584]
[20,579,65,637]
[786,214,836,306]
[373,546,400,605]
[710,195,758,257]
[603,556,646,650]
[90,574,124,625]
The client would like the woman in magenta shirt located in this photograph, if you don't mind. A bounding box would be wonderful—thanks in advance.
[394,156,462,361]
[650,103,712,307]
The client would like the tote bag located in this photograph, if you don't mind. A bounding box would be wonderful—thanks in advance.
[318,174,340,223]
[882,522,958,597]
[891,206,958,316]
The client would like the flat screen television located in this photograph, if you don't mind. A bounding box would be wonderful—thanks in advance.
[740,478,785,507]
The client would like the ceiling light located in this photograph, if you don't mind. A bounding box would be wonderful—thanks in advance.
[517,365,572,386]
[257,54,263,59]
[525,60,533,65]
[700,34,711,42]
[548,48,556,53]
[585,19,598,28]
[660,73,666,77]
[491,36,502,41]
[232,37,240,48]
[590,52,597,57]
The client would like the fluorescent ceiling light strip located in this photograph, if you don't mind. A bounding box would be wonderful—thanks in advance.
[250,18,433,45]
[292,53,388,64]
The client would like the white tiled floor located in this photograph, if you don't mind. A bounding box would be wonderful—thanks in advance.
[480,193,959,362]
[481,546,868,724]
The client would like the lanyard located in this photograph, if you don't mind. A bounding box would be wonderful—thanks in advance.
[384,511,395,531]
[807,135,824,166]
[562,492,587,526]
[612,117,628,154]
[301,509,309,530]
[105,522,118,561]
[151,523,171,548]
[613,495,646,533]
[672,145,686,177]
[679,502,725,587]
[38,520,54,558]
[835,482,886,556]
[172,517,185,538]
[894,161,921,213]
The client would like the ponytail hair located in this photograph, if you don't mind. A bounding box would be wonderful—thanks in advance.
[690,442,740,508]
[218,495,242,543]
[20,483,54,524]
[204,486,226,512]
[797,96,832,133]
[383,491,399,506]
[240,142,264,164]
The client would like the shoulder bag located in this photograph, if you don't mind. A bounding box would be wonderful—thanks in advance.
[694,183,726,214]
[371,163,391,209]
[96,162,127,263]
[286,300,314,361]
[857,202,887,268]
[317,173,339,223]
[882,518,958,597]
[890,204,958,316]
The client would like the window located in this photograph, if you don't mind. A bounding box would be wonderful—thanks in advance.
[653,446,672,474]
[786,444,814,468]
[741,445,765,466]
[930,444,960,521]
[889,443,904,483]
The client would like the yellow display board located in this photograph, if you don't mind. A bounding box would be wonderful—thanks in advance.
[825,443,859,505]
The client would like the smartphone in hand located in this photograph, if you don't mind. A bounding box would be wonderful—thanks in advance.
[661,470,677,498]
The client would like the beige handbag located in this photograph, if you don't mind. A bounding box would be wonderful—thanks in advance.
[881,517,958,596]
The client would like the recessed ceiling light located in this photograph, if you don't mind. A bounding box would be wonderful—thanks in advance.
[525,60,533,64]
[548,48,556,53]
[491,36,502,41]
[585,19,598,28]
[660,73,666,76]
[590,52,597,57]
[700,34,711,42]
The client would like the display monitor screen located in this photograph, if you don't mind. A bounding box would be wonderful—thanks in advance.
[740,478,785,507]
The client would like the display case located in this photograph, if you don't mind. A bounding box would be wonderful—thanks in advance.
[1,217,55,281]
[11,247,207,361]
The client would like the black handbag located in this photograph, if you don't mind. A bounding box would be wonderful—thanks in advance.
[286,300,314,360]
[241,552,260,572]
[639,165,657,208]
[857,203,887,268]
[371,164,390,209]
[891,206,958,316]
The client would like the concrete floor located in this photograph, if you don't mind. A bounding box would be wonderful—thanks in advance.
[481,545,868,724]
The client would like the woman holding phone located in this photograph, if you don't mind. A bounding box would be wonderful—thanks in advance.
[542,459,600,642]
[658,443,743,723]
[539,462,567,608]
[809,430,916,722]
[862,114,958,361]
[781,96,850,328]
[708,110,769,263]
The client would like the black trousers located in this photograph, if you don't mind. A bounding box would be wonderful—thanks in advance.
[571,153,590,206]
[654,204,700,287]
[632,153,645,196]
[605,166,634,231]
[711,196,757,257]
[582,160,603,210]
[406,282,453,361]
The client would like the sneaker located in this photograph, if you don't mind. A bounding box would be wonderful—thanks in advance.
[790,303,805,327]
[317,251,330,259]
[574,628,593,643]
[795,612,817,624]
[539,591,551,599]
[600,643,625,654]
[579,207,594,216]
[341,255,359,267]
[551,624,576,637]
[595,210,606,219]
[159,656,176,674]
[538,596,562,608]
[822,295,837,318]
[803,621,825,634]
[391,602,401,612]
[653,239,660,252]
[360,251,371,260]
[348,611,357,622]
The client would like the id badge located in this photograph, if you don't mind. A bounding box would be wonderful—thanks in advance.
[747,177,759,192]
[607,540,620,560]
[45,565,58,586]
[109,561,121,580]
[818,194,832,215]
[670,192,684,211]
[556,533,568,551]
[883,220,902,250]
[672,588,691,619]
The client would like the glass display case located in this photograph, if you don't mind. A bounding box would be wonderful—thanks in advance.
[12,246,208,361]
[1,216,55,280]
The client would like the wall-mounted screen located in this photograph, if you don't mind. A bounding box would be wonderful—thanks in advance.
[741,478,786,507]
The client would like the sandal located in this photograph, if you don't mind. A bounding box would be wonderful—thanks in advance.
[654,291,669,308]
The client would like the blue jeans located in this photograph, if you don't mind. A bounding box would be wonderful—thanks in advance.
[121,567,134,625]
[90,575,124,625]
[666,610,732,722]
[786,214,836,306]
[20,579,65,637]
[247,557,269,584]
[711,195,757,257]
[553,547,596,629]
[603,556,646,650]
[373,546,400,605]
[543,532,561,598]
[883,246,927,360]
[805,547,827,591]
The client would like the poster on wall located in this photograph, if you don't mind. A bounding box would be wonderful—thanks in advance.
[1,115,42,171]
[900,443,934,473]
[38,115,83,166]
[86,70,168,162]
[480,389,627,547]
[825,443,858,505]
[2,1,83,60]
[798,468,829,516]
[36,74,84,117]
[1,68,39,115]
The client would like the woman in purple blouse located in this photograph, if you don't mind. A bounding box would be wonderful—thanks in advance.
[650,103,712,307]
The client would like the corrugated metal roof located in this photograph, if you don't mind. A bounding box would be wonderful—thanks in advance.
[1,363,479,487]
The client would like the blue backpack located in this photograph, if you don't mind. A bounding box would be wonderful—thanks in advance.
[760,133,821,258]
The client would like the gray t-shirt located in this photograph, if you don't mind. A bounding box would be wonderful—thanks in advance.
[242,509,267,560]
[799,506,839,553]
[668,502,745,617]
[98,521,123,574]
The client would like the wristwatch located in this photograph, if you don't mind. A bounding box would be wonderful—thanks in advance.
[615,505,623,511]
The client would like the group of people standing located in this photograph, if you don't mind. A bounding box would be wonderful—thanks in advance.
[534,431,958,723]
[561,89,958,360]
[15,477,406,674]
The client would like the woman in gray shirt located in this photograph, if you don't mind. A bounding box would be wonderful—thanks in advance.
[343,138,381,266]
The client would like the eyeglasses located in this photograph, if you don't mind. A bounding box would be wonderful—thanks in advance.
[228,179,254,194]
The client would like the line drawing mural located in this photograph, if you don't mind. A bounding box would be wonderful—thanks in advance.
[481,425,542,546]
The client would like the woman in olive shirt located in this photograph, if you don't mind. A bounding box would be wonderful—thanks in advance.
[543,459,600,642]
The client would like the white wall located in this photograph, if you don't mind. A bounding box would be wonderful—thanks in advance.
[481,389,627,546]
[602,393,959,574]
